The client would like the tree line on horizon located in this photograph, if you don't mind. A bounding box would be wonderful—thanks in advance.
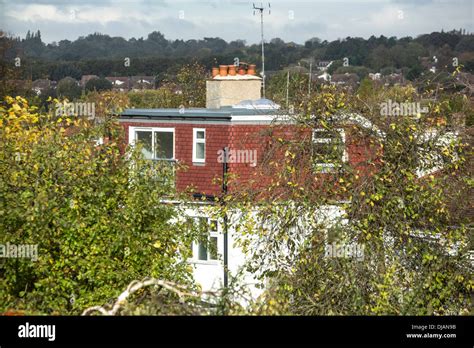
[1,29,473,83]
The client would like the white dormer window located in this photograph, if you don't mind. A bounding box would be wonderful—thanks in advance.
[312,128,348,171]
[193,128,206,163]
[132,127,175,160]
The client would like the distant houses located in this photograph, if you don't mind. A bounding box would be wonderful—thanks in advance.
[106,76,155,91]
[6,57,473,98]
[9,75,158,96]
[80,75,99,87]
[330,72,360,90]
[131,76,155,90]
[31,79,55,95]
[105,77,131,91]
[310,60,407,89]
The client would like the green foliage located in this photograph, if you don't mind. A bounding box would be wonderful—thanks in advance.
[56,77,82,101]
[266,71,311,109]
[333,66,371,80]
[128,63,207,109]
[85,77,112,92]
[357,78,375,99]
[0,96,199,314]
[218,80,473,315]
[4,30,473,87]
[129,88,182,108]
[176,62,207,107]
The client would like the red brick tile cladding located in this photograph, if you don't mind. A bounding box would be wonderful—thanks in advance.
[121,121,230,196]
[121,121,376,197]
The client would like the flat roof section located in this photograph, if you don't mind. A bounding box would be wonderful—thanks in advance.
[120,107,283,121]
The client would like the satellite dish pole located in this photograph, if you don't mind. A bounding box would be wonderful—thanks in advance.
[253,2,270,98]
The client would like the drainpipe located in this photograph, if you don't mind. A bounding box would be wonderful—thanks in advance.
[222,146,229,288]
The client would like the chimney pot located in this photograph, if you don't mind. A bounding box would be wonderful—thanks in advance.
[247,64,257,75]
[228,65,237,76]
[219,65,228,76]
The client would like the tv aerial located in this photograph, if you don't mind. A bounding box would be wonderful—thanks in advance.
[253,3,271,98]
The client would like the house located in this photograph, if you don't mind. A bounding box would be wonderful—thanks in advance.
[106,76,131,91]
[317,61,333,71]
[368,72,381,80]
[31,79,53,95]
[381,73,405,86]
[80,75,99,87]
[104,76,156,91]
[330,73,360,90]
[118,64,381,294]
[118,63,457,296]
[131,76,156,90]
[317,71,331,82]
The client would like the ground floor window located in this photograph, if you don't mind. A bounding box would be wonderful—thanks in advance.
[192,217,219,262]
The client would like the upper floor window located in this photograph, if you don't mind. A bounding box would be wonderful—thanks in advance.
[193,128,206,163]
[312,129,347,171]
[132,127,175,161]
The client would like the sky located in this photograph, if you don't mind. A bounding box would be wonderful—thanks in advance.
[0,0,473,44]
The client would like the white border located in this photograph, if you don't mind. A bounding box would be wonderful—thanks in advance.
[312,128,348,169]
[192,128,206,163]
[129,126,175,160]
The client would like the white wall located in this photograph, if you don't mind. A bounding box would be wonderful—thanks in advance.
[183,204,347,301]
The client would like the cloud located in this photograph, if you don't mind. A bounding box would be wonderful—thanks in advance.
[5,4,153,25]
[1,0,472,44]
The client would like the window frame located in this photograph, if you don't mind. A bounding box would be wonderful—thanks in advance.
[312,128,348,171]
[129,126,175,161]
[192,128,206,163]
[189,217,219,264]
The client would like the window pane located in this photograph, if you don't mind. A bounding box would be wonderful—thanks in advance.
[313,131,343,164]
[313,143,342,163]
[136,131,153,159]
[196,142,205,160]
[198,242,208,261]
[198,217,208,230]
[196,130,205,139]
[209,237,218,260]
[155,131,174,159]
[313,130,337,140]
[209,220,218,232]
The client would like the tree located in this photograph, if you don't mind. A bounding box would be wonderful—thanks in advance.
[216,82,472,315]
[56,77,82,100]
[357,77,375,99]
[266,70,311,109]
[50,64,82,81]
[128,88,183,109]
[305,37,322,49]
[0,31,22,100]
[176,62,207,107]
[455,36,474,52]
[85,77,112,92]
[333,66,371,80]
[0,96,203,314]
[407,64,423,81]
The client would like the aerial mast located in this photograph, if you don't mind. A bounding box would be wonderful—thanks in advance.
[253,2,271,98]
